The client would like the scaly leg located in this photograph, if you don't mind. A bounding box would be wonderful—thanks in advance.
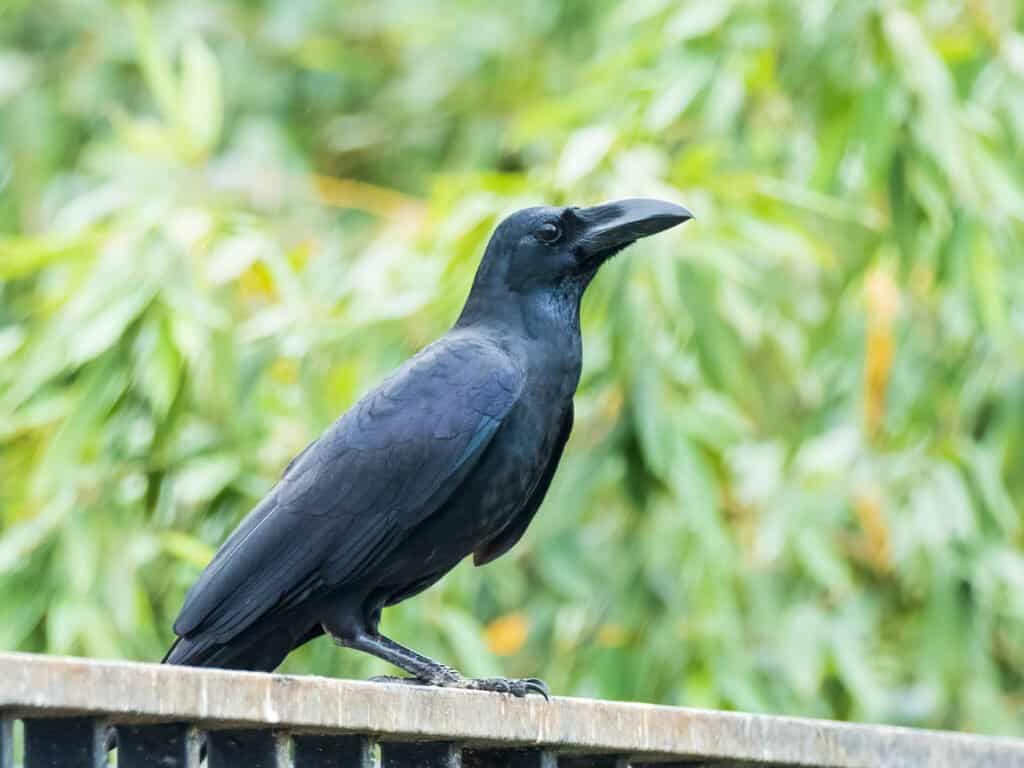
[327,628,549,699]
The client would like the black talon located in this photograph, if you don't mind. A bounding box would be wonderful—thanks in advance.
[523,678,551,700]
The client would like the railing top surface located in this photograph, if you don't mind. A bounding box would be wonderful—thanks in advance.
[1,652,1022,767]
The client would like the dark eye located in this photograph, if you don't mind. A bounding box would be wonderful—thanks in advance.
[535,221,562,244]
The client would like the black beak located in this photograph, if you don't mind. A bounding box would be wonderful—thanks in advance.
[576,198,693,264]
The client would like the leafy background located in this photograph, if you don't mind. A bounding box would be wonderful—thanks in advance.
[2,0,1023,737]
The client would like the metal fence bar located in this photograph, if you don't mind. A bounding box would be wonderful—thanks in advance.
[116,722,200,768]
[380,741,461,767]
[2,652,1023,768]
[463,748,558,767]
[22,717,105,768]
[292,734,375,768]
[0,719,13,768]
[207,729,287,768]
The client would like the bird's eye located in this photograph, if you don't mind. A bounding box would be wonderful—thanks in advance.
[535,222,563,244]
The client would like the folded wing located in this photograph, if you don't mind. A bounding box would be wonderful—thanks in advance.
[171,335,523,645]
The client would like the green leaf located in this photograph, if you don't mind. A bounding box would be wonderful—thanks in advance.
[555,125,616,187]
[970,231,1007,340]
[435,607,502,678]
[0,234,97,279]
[128,4,179,122]
[160,531,215,569]
[133,313,183,418]
[0,494,72,576]
[173,455,242,507]
[178,37,223,157]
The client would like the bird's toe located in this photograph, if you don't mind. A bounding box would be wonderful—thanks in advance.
[368,675,428,686]
[460,676,550,699]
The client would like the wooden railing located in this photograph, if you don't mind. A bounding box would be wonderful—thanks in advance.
[1,652,1022,767]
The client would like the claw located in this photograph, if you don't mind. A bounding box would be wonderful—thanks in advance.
[523,677,551,701]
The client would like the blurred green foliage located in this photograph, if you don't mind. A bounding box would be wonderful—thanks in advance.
[1,0,1023,737]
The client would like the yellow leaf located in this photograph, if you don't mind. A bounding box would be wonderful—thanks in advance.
[238,262,276,299]
[597,624,629,648]
[852,492,891,575]
[270,358,299,385]
[484,612,529,656]
[863,267,900,439]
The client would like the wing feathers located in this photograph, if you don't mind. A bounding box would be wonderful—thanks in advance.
[172,335,522,643]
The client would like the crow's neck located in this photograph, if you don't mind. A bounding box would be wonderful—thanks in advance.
[455,279,585,341]
[456,283,584,399]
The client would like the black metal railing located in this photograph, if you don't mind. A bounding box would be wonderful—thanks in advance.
[1,652,1022,767]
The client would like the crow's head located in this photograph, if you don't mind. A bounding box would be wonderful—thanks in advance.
[469,199,692,300]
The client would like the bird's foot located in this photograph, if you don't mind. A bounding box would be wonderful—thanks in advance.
[369,663,460,688]
[368,673,549,699]
[459,676,550,700]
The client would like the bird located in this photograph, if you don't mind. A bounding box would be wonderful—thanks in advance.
[163,198,692,697]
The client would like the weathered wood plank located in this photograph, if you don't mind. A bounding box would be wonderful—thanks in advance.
[380,741,461,767]
[2,652,1023,768]
[206,729,285,768]
[293,733,375,768]
[23,717,105,768]
[116,723,200,768]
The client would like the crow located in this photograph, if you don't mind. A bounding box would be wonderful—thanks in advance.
[164,198,692,697]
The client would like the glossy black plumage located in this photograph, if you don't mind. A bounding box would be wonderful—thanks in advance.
[165,198,692,695]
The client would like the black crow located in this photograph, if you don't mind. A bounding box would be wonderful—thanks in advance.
[164,198,692,696]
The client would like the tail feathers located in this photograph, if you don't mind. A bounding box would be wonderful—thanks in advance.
[163,634,277,671]
[161,637,182,664]
[162,622,324,672]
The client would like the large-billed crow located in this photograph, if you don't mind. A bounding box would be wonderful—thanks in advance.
[164,199,692,696]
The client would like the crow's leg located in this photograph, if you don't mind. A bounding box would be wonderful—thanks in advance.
[324,625,549,698]
[332,630,460,685]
